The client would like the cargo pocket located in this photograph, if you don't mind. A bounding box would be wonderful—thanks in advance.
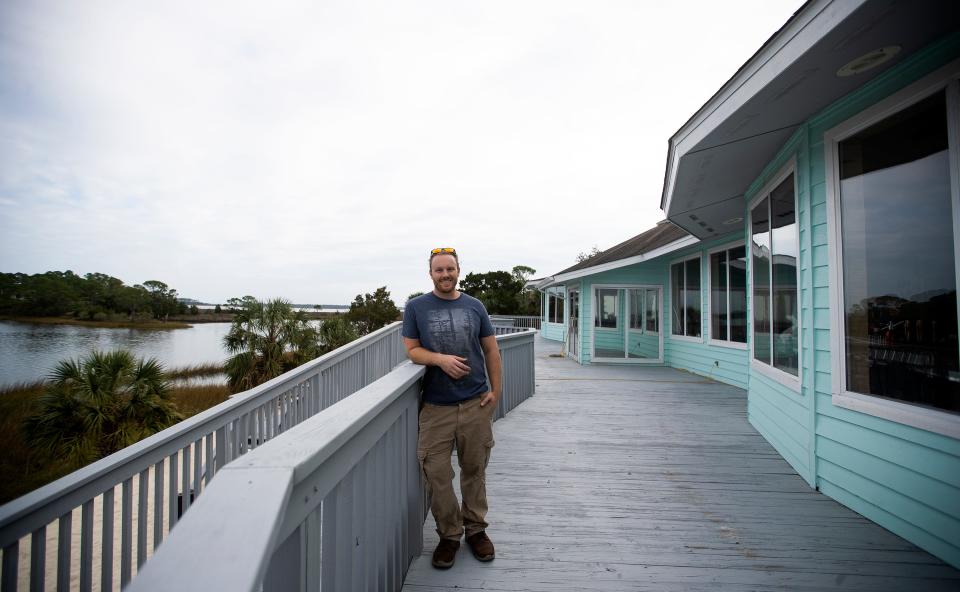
[483,439,494,469]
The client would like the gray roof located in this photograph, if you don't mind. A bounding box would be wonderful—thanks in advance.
[553,220,690,276]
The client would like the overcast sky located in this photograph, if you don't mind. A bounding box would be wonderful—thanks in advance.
[0,0,801,305]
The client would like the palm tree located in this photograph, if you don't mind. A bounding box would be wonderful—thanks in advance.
[223,298,321,391]
[24,350,181,469]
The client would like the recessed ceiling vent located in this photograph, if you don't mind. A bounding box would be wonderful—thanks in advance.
[837,46,900,77]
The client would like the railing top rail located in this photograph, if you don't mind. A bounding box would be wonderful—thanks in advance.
[127,362,426,592]
[0,321,403,547]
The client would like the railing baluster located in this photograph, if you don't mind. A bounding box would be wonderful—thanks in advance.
[320,486,337,592]
[167,453,178,528]
[214,426,226,473]
[2,540,17,592]
[120,479,132,587]
[101,489,113,592]
[80,499,94,592]
[193,439,203,499]
[30,526,45,592]
[153,460,164,550]
[57,511,71,592]
[204,434,214,487]
[180,447,191,516]
[137,469,148,568]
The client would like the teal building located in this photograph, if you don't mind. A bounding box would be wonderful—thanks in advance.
[538,0,960,569]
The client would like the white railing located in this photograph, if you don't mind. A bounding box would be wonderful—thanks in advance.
[0,322,406,592]
[127,330,536,592]
[490,315,541,331]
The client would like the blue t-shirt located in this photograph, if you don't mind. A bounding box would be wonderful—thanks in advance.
[402,292,495,405]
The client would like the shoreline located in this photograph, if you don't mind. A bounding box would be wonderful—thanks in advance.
[0,316,193,330]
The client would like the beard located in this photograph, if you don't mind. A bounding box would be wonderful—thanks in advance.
[433,277,457,294]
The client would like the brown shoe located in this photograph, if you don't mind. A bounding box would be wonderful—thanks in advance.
[466,531,495,561]
[431,538,460,569]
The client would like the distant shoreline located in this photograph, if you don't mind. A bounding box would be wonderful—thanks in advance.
[0,316,192,330]
[1,310,348,330]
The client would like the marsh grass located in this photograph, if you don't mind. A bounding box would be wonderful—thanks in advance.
[0,370,229,504]
[165,362,225,380]
[168,383,231,418]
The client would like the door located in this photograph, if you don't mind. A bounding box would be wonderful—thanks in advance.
[567,288,580,359]
[592,285,662,362]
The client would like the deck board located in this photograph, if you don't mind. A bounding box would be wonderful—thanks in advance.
[401,336,959,591]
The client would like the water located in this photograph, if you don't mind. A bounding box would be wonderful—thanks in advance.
[0,321,232,388]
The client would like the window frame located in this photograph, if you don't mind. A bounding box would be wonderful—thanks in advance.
[590,283,664,364]
[707,240,748,350]
[748,159,801,390]
[825,60,960,438]
[669,253,703,343]
[546,291,565,325]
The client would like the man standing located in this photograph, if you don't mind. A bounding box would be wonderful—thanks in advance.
[402,248,502,569]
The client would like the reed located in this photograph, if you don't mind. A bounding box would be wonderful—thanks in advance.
[165,362,225,380]
[169,383,231,417]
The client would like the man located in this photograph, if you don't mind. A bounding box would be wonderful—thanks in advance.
[402,247,503,569]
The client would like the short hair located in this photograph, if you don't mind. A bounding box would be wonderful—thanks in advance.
[429,251,459,268]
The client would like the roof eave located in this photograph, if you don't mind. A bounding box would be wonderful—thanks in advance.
[544,235,699,287]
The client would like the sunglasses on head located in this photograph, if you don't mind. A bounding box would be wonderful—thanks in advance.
[430,247,457,255]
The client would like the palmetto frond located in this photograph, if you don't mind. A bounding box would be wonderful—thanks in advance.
[23,349,179,469]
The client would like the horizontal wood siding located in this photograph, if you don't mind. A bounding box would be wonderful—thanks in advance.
[663,240,750,389]
[628,331,659,359]
[744,34,960,567]
[541,321,565,342]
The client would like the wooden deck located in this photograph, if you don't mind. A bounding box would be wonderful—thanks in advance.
[402,336,960,591]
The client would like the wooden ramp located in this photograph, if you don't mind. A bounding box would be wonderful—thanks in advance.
[402,336,960,591]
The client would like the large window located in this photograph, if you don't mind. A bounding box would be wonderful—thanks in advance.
[595,288,618,329]
[751,173,798,377]
[547,292,565,324]
[710,245,747,344]
[671,256,701,338]
[837,89,958,414]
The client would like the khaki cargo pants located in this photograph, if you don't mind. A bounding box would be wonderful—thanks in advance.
[417,396,495,541]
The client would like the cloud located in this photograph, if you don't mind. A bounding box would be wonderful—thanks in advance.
[0,0,802,303]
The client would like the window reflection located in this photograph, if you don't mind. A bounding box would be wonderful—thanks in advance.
[672,259,701,338]
[596,289,618,329]
[711,245,747,344]
[839,90,958,412]
[771,179,798,375]
[752,198,771,364]
[646,290,658,333]
[685,258,701,337]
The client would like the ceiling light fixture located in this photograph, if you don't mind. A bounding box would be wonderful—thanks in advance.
[723,217,743,225]
[837,46,901,77]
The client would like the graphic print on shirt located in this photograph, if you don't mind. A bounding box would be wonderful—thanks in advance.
[427,307,475,364]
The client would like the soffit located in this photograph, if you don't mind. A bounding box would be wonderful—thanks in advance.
[663,0,960,239]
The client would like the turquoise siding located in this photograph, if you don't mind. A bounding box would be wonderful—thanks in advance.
[541,322,565,341]
[662,239,750,389]
[628,331,659,359]
[570,238,749,389]
[742,34,960,567]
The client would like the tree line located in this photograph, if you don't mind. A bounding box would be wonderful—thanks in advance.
[0,271,184,321]
[456,265,539,315]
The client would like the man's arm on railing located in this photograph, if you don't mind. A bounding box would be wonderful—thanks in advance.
[403,337,470,379]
